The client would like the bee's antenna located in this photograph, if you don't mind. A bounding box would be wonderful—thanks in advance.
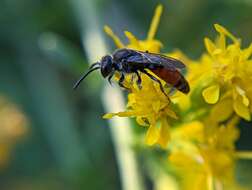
[73,67,100,90]
[89,62,100,69]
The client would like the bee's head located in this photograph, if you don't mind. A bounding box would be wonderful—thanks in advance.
[101,55,113,78]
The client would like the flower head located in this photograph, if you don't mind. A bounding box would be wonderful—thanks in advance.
[103,5,179,148]
[196,24,252,121]
[168,117,241,190]
[101,4,252,190]
[0,96,28,167]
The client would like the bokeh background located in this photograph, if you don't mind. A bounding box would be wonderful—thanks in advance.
[1,0,252,189]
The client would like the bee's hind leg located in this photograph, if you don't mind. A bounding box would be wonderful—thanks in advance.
[141,70,168,98]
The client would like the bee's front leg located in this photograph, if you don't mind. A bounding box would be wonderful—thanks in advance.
[107,71,115,86]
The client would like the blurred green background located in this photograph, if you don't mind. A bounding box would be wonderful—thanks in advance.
[0,0,252,189]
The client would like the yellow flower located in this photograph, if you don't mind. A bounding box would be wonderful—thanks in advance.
[164,26,252,188]
[100,4,252,190]
[168,117,242,190]
[196,24,252,121]
[103,5,180,148]
[154,173,179,190]
[0,96,28,167]
[104,4,163,53]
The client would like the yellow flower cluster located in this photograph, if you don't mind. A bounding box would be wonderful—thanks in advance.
[103,4,252,190]
[0,96,28,168]
[167,118,241,190]
[103,5,176,148]
[197,24,252,121]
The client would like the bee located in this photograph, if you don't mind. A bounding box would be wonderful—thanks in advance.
[73,48,190,96]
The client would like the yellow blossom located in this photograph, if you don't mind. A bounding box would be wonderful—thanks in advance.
[100,4,252,190]
[168,117,242,190]
[154,173,179,190]
[163,24,252,189]
[0,96,28,168]
[194,24,252,121]
[103,4,180,148]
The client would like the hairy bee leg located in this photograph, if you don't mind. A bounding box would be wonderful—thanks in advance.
[135,72,142,89]
[119,73,129,90]
[141,70,168,97]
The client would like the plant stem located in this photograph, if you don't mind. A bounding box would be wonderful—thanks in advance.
[70,1,144,190]
[236,151,252,160]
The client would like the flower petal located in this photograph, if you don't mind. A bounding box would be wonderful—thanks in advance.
[145,124,159,146]
[104,25,124,48]
[152,100,161,113]
[102,111,137,119]
[235,86,250,107]
[202,84,220,104]
[171,121,204,142]
[204,38,216,55]
[147,4,163,40]
[243,43,252,60]
[211,98,233,122]
[125,31,140,47]
[164,108,178,119]
[242,95,250,107]
[214,24,238,43]
[216,33,226,50]
[233,97,251,121]
[157,118,170,148]
[102,113,116,119]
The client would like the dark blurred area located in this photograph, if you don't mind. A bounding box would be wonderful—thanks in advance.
[0,0,252,189]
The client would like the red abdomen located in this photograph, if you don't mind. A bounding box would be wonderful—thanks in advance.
[151,68,190,94]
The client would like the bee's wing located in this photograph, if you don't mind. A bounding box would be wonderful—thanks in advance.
[127,50,185,70]
[158,54,185,69]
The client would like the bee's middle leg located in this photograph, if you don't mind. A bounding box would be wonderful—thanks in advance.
[135,71,142,89]
[107,72,115,86]
[118,73,130,90]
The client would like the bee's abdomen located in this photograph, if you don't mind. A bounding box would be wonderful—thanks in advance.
[173,76,190,94]
[151,68,190,94]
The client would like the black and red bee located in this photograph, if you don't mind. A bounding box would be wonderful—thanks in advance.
[73,48,190,96]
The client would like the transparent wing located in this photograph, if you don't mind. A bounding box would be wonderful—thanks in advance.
[126,49,185,70]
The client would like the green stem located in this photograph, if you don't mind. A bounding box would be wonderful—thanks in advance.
[236,151,252,160]
[70,1,144,190]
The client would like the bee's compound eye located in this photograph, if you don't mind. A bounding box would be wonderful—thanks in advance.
[101,55,113,78]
